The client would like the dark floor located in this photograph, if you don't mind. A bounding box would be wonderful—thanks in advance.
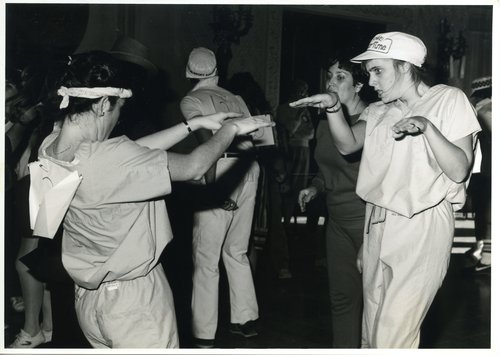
[3,215,491,351]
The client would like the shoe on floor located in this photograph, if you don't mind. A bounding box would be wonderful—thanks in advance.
[193,337,214,348]
[41,327,53,343]
[9,329,46,348]
[230,320,258,338]
[475,262,491,272]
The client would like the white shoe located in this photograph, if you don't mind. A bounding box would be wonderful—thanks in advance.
[41,327,53,343]
[9,329,45,348]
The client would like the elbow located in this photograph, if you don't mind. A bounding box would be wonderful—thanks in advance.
[448,166,471,184]
[191,171,205,181]
[338,147,353,155]
[455,171,470,184]
[335,138,362,155]
[452,155,475,183]
[179,155,206,181]
[338,144,359,155]
[188,156,211,181]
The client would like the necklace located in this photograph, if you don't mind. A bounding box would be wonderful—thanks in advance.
[52,144,73,156]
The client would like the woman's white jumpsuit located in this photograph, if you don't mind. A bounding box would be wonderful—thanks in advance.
[356,84,481,348]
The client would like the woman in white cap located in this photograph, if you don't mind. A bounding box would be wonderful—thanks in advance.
[290,32,481,348]
[28,51,272,348]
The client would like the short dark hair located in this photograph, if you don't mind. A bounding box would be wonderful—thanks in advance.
[324,49,379,103]
[43,51,131,122]
[323,50,368,87]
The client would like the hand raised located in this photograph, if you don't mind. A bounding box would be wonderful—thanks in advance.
[225,115,275,136]
[192,112,243,131]
[289,92,339,109]
[392,116,427,139]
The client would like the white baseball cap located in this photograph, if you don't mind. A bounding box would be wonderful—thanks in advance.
[351,32,427,67]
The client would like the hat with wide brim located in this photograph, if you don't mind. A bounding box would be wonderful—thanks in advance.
[110,36,158,75]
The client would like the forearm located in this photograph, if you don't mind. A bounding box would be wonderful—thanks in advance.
[134,120,193,150]
[311,175,325,193]
[169,124,238,181]
[424,122,473,183]
[136,115,216,150]
[326,111,365,154]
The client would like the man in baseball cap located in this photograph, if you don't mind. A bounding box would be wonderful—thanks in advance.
[351,31,427,67]
[185,47,218,79]
[180,46,260,348]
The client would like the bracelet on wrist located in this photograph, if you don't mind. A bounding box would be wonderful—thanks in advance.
[182,119,192,133]
[326,100,342,113]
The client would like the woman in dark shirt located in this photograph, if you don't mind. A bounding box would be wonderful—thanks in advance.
[298,50,372,348]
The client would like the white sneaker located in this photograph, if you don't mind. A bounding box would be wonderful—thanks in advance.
[41,327,53,343]
[9,329,46,348]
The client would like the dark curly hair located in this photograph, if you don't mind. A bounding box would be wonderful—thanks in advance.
[323,50,367,87]
[323,48,378,103]
[42,51,132,122]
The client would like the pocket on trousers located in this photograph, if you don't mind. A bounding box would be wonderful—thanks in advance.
[98,306,161,348]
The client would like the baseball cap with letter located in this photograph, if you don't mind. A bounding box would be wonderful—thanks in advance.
[351,32,427,67]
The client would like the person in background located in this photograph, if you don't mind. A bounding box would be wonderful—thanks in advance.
[107,35,164,140]
[298,49,373,347]
[290,32,480,348]
[180,47,261,348]
[276,80,315,235]
[5,80,26,322]
[28,50,272,348]
[466,76,492,271]
[5,67,53,348]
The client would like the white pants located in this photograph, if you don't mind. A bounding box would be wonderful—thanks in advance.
[191,158,259,339]
[361,202,454,348]
[75,264,179,348]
